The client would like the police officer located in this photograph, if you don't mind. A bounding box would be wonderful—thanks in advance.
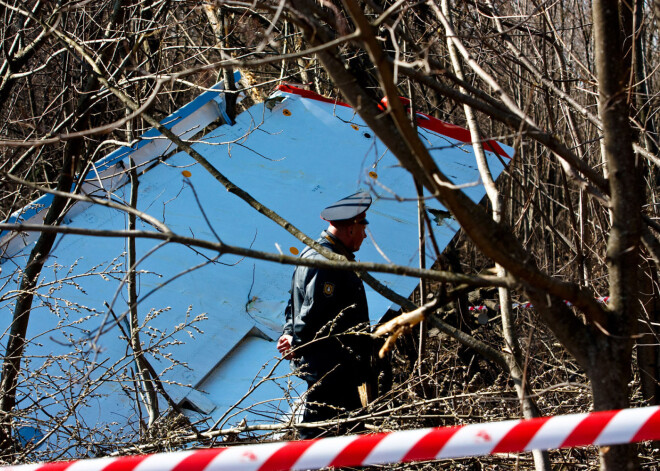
[277,191,372,438]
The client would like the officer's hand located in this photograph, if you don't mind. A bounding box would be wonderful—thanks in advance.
[277,335,295,360]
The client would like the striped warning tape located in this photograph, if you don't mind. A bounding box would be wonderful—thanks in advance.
[469,296,611,312]
[4,405,659,471]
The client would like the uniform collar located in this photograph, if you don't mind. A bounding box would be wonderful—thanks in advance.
[321,230,355,261]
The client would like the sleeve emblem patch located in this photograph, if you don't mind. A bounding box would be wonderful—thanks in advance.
[323,282,335,297]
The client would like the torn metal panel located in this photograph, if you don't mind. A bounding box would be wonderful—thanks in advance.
[0,80,511,450]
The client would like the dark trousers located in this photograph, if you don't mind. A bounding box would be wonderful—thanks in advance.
[300,368,364,439]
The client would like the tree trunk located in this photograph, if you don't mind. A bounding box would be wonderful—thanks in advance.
[440,2,550,468]
[0,151,76,449]
[588,335,638,470]
[128,158,159,429]
[592,0,642,468]
[0,0,129,449]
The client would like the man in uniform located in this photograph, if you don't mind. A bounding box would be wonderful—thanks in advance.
[277,191,372,438]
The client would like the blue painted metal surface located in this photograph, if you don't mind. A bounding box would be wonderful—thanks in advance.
[0,72,241,244]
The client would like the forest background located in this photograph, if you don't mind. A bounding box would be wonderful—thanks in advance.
[1,1,659,470]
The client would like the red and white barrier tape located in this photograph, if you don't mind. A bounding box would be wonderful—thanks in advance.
[469,296,611,312]
[4,405,659,471]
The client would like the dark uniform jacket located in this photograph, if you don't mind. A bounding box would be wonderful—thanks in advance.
[283,231,371,384]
